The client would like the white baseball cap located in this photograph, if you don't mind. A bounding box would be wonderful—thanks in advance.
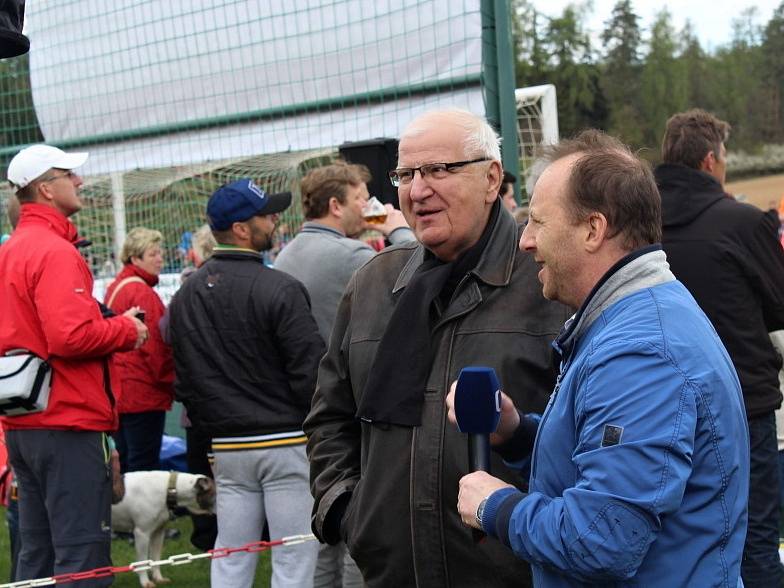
[7,144,89,189]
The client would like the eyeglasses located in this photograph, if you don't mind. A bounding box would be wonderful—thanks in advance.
[388,158,490,187]
[40,170,78,183]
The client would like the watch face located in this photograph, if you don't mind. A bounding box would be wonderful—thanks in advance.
[476,498,488,528]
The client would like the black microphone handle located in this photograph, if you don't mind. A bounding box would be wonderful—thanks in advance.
[467,434,491,543]
[468,433,491,473]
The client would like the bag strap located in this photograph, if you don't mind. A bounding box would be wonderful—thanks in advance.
[0,354,37,380]
[106,276,146,309]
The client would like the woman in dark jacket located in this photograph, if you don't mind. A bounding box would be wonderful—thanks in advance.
[105,227,174,472]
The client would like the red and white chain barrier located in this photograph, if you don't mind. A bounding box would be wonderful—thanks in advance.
[0,533,316,587]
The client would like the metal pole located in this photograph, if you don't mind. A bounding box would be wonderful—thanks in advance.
[111,172,126,268]
[494,0,522,205]
[481,0,500,131]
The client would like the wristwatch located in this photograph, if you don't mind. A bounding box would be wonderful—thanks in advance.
[475,497,489,530]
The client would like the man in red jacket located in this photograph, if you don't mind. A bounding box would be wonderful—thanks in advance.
[0,144,147,586]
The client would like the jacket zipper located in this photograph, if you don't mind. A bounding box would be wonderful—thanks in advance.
[528,369,563,483]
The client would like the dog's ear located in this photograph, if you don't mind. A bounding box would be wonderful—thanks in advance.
[196,476,215,495]
[195,476,216,511]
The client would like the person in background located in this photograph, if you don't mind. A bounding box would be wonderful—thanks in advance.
[769,332,784,510]
[656,109,784,587]
[1,195,19,245]
[0,144,146,586]
[166,223,219,552]
[2,194,20,581]
[499,171,517,213]
[105,227,174,473]
[276,161,413,343]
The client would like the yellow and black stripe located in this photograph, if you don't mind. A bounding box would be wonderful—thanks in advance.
[211,431,307,453]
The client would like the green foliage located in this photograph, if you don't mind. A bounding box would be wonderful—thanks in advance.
[600,0,643,143]
[511,0,784,162]
[513,1,608,136]
[639,9,689,147]
[0,53,42,150]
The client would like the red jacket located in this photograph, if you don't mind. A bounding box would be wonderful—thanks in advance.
[0,204,138,431]
[105,264,174,413]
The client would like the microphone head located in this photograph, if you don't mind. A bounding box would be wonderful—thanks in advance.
[454,366,501,434]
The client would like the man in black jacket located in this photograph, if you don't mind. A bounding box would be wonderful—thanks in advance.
[168,179,324,588]
[656,109,784,588]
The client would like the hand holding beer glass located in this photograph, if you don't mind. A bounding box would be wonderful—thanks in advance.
[362,196,387,225]
[362,196,411,236]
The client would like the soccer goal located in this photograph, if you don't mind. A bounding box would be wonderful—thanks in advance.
[515,84,559,199]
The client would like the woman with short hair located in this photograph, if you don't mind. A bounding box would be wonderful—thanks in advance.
[105,227,174,473]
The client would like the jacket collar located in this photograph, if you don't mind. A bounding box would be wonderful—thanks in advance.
[119,262,159,287]
[300,221,346,238]
[16,202,80,244]
[393,205,517,294]
[211,244,264,262]
[655,163,728,227]
[554,245,675,356]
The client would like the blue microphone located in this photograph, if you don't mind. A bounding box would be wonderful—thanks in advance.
[455,367,501,475]
[455,367,501,542]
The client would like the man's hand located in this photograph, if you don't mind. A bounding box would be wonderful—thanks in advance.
[364,204,410,236]
[446,380,521,445]
[123,307,149,349]
[457,471,513,530]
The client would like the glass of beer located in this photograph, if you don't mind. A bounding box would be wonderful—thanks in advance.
[363,196,387,225]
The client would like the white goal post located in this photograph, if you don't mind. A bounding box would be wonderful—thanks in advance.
[515,84,559,198]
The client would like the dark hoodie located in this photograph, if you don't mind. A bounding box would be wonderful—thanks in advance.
[657,163,784,418]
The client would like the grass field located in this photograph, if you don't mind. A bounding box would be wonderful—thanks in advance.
[0,511,274,587]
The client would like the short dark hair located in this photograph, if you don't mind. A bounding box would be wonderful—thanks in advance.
[14,170,51,203]
[300,161,371,220]
[540,130,661,250]
[661,109,730,169]
[499,170,516,197]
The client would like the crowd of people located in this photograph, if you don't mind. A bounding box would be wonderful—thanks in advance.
[0,106,782,588]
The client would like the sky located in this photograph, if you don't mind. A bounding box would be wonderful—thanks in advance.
[529,0,781,53]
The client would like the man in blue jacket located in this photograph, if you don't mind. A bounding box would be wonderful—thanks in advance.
[453,130,749,587]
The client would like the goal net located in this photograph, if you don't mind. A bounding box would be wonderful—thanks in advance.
[515,84,559,201]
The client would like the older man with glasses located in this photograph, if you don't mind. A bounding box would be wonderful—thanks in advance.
[304,108,568,588]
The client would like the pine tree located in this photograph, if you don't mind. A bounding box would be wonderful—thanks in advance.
[600,0,643,145]
[639,9,688,148]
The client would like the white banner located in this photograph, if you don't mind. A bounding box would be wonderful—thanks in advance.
[26,0,484,176]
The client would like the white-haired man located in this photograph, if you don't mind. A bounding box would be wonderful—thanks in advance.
[304,109,568,587]
[0,144,147,585]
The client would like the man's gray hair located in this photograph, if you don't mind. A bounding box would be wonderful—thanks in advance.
[401,108,502,161]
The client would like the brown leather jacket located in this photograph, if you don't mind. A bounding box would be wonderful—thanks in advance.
[305,208,569,587]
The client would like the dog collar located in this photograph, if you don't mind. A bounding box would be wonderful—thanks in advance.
[166,471,178,511]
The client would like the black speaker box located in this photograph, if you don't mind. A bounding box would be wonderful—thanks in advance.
[0,1,28,58]
[339,138,399,208]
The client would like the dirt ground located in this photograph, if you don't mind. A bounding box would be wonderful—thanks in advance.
[726,174,784,211]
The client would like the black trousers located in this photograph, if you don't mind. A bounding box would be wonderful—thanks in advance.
[742,412,783,588]
[186,425,218,551]
[115,410,166,473]
[6,429,113,587]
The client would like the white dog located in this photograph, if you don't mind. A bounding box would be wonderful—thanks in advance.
[112,471,216,588]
